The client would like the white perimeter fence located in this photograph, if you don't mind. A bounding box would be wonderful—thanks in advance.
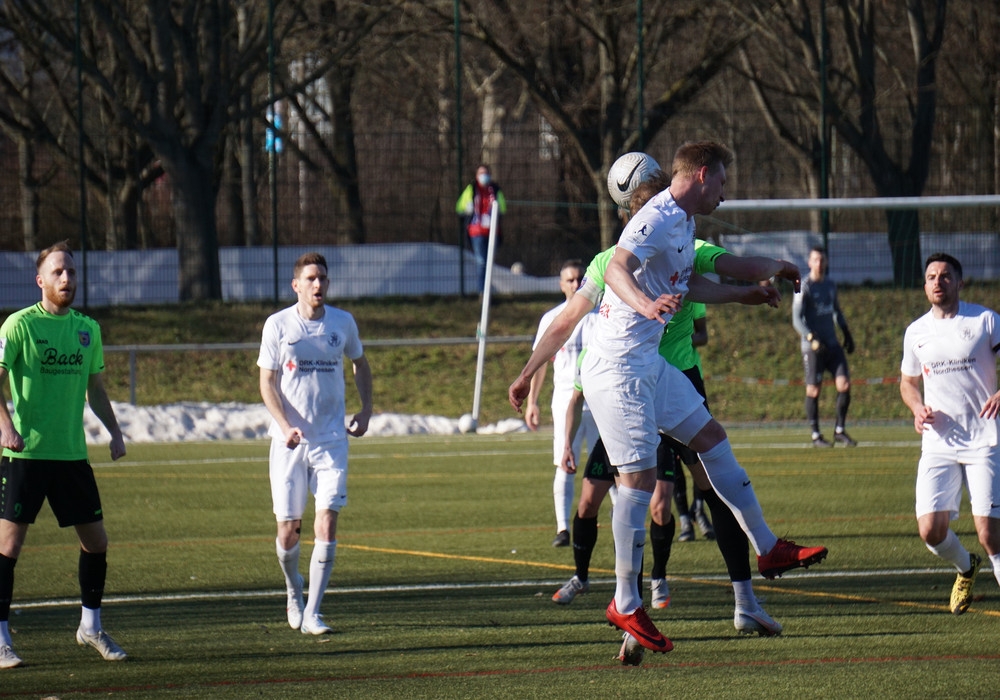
[2,196,999,309]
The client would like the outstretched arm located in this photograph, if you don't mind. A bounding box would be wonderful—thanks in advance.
[714,254,801,292]
[686,273,781,307]
[509,292,595,412]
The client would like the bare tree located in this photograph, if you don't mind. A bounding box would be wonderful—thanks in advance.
[735,0,947,287]
[940,2,1000,199]
[1,0,281,299]
[0,36,56,251]
[454,0,752,249]
[272,1,400,245]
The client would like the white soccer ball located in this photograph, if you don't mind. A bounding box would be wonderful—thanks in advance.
[458,413,478,434]
[607,152,661,208]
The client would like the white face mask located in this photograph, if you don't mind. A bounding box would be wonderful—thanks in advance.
[477,173,491,186]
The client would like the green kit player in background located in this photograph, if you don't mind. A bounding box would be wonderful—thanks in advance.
[0,241,127,670]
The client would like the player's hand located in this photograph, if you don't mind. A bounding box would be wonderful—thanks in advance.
[284,426,304,448]
[774,260,801,293]
[508,375,531,412]
[913,404,935,434]
[807,333,825,354]
[109,434,126,461]
[642,294,683,323]
[560,445,577,474]
[843,331,855,354]
[524,404,541,431]
[347,410,370,438]
[743,285,781,307]
[980,392,1000,420]
[0,426,24,453]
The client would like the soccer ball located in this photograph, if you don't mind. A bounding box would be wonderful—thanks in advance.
[458,413,478,434]
[607,152,660,209]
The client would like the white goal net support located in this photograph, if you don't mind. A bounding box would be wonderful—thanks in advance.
[703,195,1000,286]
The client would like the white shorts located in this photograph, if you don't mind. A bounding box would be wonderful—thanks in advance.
[915,446,1000,520]
[551,386,598,466]
[269,438,349,521]
[580,350,709,473]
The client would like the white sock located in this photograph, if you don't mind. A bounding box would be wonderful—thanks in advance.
[276,539,301,590]
[612,485,651,615]
[80,606,101,635]
[990,553,1000,587]
[0,621,11,646]
[698,439,777,555]
[553,468,574,533]
[732,579,755,611]
[303,540,337,619]
[925,530,971,573]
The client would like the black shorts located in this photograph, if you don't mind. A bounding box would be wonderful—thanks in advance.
[0,457,104,527]
[583,435,678,483]
[803,344,849,386]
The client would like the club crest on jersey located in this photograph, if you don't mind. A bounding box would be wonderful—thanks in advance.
[328,331,341,347]
[961,326,973,341]
[78,331,91,347]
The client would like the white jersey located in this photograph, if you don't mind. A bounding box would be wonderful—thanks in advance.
[589,188,696,362]
[901,301,1000,450]
[257,304,364,443]
[533,301,595,393]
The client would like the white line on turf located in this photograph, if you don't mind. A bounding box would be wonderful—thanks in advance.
[11,566,988,611]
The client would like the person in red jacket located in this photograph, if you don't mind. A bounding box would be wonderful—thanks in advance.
[456,164,507,293]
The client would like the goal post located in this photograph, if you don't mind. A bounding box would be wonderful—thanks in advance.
[703,195,1000,287]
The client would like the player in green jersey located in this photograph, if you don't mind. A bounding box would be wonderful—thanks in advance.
[0,242,127,669]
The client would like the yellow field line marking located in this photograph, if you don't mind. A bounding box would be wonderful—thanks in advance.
[341,543,615,575]
[341,544,1000,618]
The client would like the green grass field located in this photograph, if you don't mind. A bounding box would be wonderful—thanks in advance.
[2,425,997,698]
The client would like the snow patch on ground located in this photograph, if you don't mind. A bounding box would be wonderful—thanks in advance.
[82,401,528,444]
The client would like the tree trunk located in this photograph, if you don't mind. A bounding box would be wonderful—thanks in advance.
[886,209,922,288]
[17,137,38,252]
[328,66,365,244]
[171,162,222,301]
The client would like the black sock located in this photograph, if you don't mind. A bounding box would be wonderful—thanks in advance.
[649,517,675,579]
[572,514,599,582]
[79,550,107,610]
[701,489,752,581]
[672,467,690,517]
[835,390,851,431]
[805,395,819,434]
[0,554,16,622]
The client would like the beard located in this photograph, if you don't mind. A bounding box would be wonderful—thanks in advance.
[44,284,76,309]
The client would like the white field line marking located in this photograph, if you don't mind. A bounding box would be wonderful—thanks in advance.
[97,441,918,469]
[12,566,989,611]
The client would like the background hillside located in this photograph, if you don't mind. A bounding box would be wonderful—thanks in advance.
[81,281,998,428]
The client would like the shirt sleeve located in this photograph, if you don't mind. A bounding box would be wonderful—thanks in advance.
[900,325,920,377]
[257,316,281,370]
[343,315,364,361]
